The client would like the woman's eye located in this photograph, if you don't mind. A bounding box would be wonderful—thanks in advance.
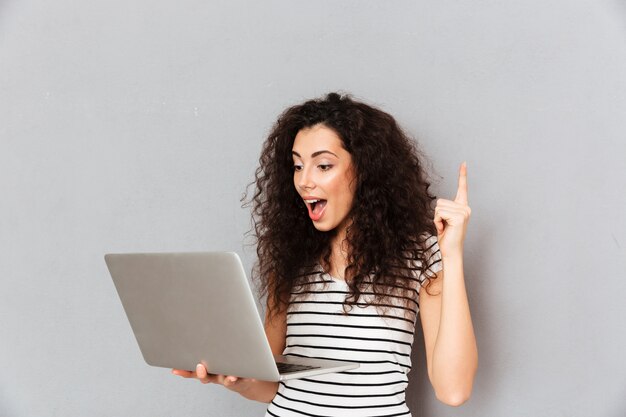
[318,164,332,171]
[293,165,303,172]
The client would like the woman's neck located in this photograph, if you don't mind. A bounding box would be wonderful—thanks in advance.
[327,226,351,280]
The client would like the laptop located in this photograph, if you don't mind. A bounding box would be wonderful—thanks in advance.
[104,251,359,381]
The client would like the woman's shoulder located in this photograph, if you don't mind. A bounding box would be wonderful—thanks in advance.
[400,232,440,259]
[398,232,442,284]
[420,232,440,254]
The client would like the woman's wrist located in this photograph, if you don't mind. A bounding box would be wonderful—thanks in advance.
[238,380,278,403]
[441,250,464,263]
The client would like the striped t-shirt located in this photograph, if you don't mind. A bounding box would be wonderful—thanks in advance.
[265,235,443,417]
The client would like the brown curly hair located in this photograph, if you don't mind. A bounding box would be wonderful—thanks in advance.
[244,92,441,316]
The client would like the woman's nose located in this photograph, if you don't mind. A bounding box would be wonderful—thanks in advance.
[298,168,315,191]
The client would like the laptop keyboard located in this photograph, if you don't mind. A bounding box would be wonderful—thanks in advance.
[276,362,320,373]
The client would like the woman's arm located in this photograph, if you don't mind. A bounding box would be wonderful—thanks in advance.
[419,257,477,406]
[419,161,478,406]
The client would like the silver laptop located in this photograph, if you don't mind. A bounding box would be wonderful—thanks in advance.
[104,251,358,381]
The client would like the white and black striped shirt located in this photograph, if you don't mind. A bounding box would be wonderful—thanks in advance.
[265,235,443,417]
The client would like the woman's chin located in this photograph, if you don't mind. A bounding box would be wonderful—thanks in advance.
[313,225,333,232]
[311,220,335,232]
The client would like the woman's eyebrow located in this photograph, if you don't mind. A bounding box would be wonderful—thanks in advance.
[292,150,338,158]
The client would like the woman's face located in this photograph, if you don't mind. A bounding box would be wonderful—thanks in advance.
[292,124,357,233]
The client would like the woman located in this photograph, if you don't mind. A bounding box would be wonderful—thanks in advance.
[173,92,478,415]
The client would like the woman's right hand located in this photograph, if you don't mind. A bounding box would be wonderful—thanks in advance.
[171,364,260,397]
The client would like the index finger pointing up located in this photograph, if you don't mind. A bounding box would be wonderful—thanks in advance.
[454,161,469,205]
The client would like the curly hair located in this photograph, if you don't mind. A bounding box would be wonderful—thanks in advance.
[244,92,441,317]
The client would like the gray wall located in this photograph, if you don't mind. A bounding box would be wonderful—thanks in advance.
[1,1,625,416]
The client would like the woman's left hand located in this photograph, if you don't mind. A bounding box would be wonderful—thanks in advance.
[433,161,471,257]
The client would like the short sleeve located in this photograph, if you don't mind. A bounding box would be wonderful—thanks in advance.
[420,234,443,281]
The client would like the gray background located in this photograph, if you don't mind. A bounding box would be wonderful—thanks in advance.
[1,0,625,416]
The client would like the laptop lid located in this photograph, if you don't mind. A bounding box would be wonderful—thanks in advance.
[104,251,358,381]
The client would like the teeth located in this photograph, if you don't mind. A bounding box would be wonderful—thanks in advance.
[304,199,319,203]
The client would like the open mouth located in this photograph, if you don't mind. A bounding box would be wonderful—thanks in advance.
[304,199,327,220]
